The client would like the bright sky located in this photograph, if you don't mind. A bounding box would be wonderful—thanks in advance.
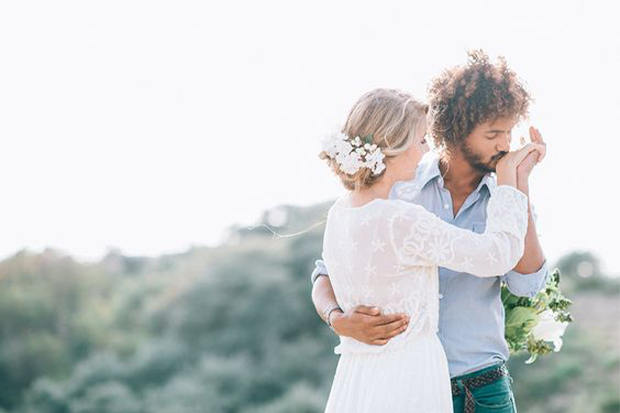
[0,0,618,273]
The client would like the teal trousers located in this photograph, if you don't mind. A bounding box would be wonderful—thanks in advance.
[451,363,517,413]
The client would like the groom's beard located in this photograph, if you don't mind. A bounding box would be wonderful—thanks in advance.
[461,142,507,174]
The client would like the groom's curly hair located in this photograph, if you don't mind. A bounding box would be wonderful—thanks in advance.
[428,50,532,150]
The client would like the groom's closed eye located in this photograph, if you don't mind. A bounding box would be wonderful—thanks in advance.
[485,129,513,140]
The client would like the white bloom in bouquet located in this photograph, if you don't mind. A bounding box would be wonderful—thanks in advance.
[531,309,569,352]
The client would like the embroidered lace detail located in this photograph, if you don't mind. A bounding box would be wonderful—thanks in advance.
[323,185,529,355]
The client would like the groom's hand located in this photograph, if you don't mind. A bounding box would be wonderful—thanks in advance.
[331,305,409,346]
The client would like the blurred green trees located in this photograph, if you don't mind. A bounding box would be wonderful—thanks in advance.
[0,203,617,412]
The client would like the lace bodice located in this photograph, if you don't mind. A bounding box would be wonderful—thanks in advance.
[322,185,529,354]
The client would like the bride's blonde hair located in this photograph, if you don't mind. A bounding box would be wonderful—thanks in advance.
[320,88,428,190]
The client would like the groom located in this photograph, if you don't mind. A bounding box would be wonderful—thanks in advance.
[311,50,548,413]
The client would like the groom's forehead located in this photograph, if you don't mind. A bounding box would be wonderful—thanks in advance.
[481,117,518,133]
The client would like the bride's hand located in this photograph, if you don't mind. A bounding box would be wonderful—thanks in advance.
[496,142,546,187]
[516,127,546,192]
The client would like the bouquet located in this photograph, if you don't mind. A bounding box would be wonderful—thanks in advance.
[502,268,573,363]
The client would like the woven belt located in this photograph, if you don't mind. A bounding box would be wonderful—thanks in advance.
[451,364,510,413]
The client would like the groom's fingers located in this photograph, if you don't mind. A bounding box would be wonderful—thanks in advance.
[373,313,408,327]
[371,324,408,345]
[349,306,409,345]
[373,317,409,338]
[380,320,410,339]
[353,305,382,316]
[514,143,545,165]
[517,151,538,174]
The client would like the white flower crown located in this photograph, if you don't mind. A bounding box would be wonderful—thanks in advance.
[321,131,386,176]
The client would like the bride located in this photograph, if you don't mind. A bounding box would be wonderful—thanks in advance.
[319,88,545,412]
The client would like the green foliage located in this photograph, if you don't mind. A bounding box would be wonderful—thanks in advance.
[504,306,539,352]
[0,207,617,413]
[507,251,620,413]
[502,268,574,361]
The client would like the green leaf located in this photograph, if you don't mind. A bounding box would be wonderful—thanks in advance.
[505,306,539,339]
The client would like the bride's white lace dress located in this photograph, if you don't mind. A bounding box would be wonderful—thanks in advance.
[322,185,529,413]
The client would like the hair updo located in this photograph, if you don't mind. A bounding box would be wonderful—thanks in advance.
[320,88,428,190]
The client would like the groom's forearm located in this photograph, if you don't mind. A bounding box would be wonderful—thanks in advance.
[513,183,546,274]
[312,273,410,342]
[312,275,340,323]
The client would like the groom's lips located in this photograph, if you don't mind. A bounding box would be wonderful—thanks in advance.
[490,152,507,163]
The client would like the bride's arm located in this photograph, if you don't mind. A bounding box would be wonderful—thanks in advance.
[388,143,545,277]
[389,185,529,277]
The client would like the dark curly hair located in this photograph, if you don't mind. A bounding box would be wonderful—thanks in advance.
[428,50,532,150]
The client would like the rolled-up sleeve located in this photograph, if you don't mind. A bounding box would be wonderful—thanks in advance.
[310,259,329,284]
[502,260,549,298]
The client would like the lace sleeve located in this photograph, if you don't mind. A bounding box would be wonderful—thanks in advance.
[388,185,529,277]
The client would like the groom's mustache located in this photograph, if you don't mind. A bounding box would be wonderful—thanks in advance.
[490,151,508,162]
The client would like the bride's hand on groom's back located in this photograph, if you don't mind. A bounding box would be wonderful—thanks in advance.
[331,305,410,346]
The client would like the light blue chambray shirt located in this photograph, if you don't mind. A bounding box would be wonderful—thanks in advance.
[312,153,548,378]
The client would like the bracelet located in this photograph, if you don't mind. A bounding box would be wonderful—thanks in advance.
[311,272,329,284]
[323,304,342,330]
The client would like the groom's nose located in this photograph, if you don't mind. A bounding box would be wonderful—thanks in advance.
[496,134,511,152]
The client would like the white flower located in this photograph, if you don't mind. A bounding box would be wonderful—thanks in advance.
[365,148,386,175]
[372,158,386,175]
[321,130,386,176]
[321,137,338,158]
[531,310,569,352]
[336,150,363,175]
[321,131,347,158]
[371,239,386,253]
[337,140,353,155]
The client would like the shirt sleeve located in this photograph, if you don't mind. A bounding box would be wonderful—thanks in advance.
[310,258,329,284]
[388,185,529,277]
[502,259,549,297]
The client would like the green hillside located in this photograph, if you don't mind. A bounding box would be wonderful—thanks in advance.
[0,202,617,413]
